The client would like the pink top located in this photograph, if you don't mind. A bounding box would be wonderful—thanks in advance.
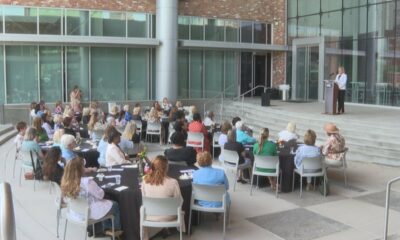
[322,133,346,161]
[188,121,210,153]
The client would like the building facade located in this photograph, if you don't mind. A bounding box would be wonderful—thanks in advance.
[0,0,286,104]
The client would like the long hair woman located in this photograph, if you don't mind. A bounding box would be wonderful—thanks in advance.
[42,146,64,185]
[61,157,123,237]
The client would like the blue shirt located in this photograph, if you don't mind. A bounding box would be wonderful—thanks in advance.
[193,166,230,208]
[21,140,42,166]
[97,138,108,167]
[124,112,133,122]
[236,129,256,145]
[294,144,321,169]
[61,147,77,162]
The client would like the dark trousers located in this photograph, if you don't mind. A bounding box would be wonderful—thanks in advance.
[338,90,345,113]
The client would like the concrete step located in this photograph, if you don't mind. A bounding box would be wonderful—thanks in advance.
[0,124,17,146]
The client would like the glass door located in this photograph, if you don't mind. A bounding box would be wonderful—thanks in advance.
[294,45,320,101]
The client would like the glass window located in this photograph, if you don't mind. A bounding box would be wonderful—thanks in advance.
[66,47,89,102]
[0,47,4,104]
[178,50,189,98]
[39,8,62,35]
[254,22,267,44]
[127,13,148,38]
[344,0,367,8]
[225,20,239,42]
[225,51,237,97]
[368,2,395,38]
[205,19,224,41]
[152,14,156,38]
[288,18,297,44]
[151,49,156,99]
[4,6,37,34]
[6,46,38,103]
[288,0,297,18]
[178,16,190,40]
[127,48,148,100]
[205,51,224,97]
[66,10,89,36]
[267,24,272,44]
[190,17,204,40]
[321,11,342,41]
[91,11,126,37]
[369,0,392,4]
[190,50,203,98]
[91,47,126,101]
[343,7,367,40]
[321,0,342,12]
[240,21,253,43]
[298,0,320,16]
[39,47,62,103]
[0,8,3,33]
[298,15,320,37]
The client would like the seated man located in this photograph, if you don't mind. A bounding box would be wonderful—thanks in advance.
[193,152,230,208]
[164,132,196,166]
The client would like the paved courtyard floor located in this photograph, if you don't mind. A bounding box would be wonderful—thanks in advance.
[2,140,400,240]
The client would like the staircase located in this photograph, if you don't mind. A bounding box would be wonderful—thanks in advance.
[0,124,17,146]
[213,99,400,166]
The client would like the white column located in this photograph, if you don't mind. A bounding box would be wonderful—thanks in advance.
[156,0,178,101]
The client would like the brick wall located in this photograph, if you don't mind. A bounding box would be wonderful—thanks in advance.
[1,0,287,86]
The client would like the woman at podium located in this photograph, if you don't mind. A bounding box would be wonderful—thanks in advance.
[334,67,347,114]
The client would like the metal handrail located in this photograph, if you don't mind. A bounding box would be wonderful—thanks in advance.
[203,84,236,123]
[383,176,400,240]
[234,85,269,116]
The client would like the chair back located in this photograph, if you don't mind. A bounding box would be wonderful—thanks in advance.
[302,156,323,172]
[192,183,226,202]
[147,122,161,133]
[187,132,204,148]
[222,149,240,167]
[0,182,16,240]
[134,120,142,131]
[253,155,279,174]
[66,197,89,226]
[141,197,182,216]
[213,132,221,147]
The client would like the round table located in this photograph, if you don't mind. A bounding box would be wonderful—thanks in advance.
[88,164,197,240]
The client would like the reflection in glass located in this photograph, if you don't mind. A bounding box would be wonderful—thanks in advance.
[39,8,62,35]
[40,47,62,102]
[344,0,367,8]
[6,46,38,103]
[321,11,342,41]
[178,16,190,40]
[127,13,148,38]
[205,51,224,97]
[91,47,125,101]
[288,0,297,18]
[225,51,237,97]
[368,2,395,38]
[298,0,319,16]
[225,20,239,42]
[127,48,148,100]
[190,50,203,98]
[253,22,266,44]
[240,21,253,43]
[91,11,126,37]
[178,50,189,98]
[321,0,341,12]
[191,17,204,40]
[4,6,37,34]
[298,15,320,37]
[66,10,89,36]
[288,18,297,44]
[343,7,367,40]
[0,47,4,104]
[205,19,224,41]
[66,47,89,102]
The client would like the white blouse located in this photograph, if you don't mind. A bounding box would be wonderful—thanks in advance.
[105,143,130,167]
[278,130,299,142]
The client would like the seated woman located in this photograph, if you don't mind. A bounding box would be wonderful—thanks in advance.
[235,121,256,145]
[42,112,55,139]
[62,117,76,137]
[146,107,160,123]
[88,112,106,141]
[81,107,91,125]
[21,127,45,171]
[141,155,184,240]
[218,121,232,147]
[61,157,122,238]
[97,126,114,167]
[124,105,133,122]
[203,111,215,129]
[278,122,299,142]
[60,134,78,162]
[109,105,119,119]
[193,152,230,207]
[105,128,131,167]
[224,130,251,183]
[42,146,64,185]
[253,128,278,189]
[173,110,188,140]
[52,129,65,148]
[188,113,210,153]
[116,109,126,127]
[53,114,63,131]
[132,104,142,121]
[120,121,136,156]
[164,132,196,166]
[294,129,321,191]
[321,123,346,167]
[33,116,49,142]
[185,105,197,123]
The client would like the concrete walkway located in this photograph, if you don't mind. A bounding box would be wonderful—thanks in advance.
[2,139,400,240]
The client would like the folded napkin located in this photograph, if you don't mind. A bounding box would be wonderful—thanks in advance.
[114,186,129,192]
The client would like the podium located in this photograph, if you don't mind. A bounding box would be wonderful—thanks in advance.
[324,80,339,114]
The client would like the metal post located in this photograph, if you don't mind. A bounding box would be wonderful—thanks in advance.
[383,176,400,240]
[0,182,16,240]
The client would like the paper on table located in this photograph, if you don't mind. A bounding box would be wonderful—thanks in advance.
[121,165,138,168]
[180,169,195,173]
[81,149,90,152]
[110,168,124,171]
[104,175,121,179]
[114,186,129,192]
